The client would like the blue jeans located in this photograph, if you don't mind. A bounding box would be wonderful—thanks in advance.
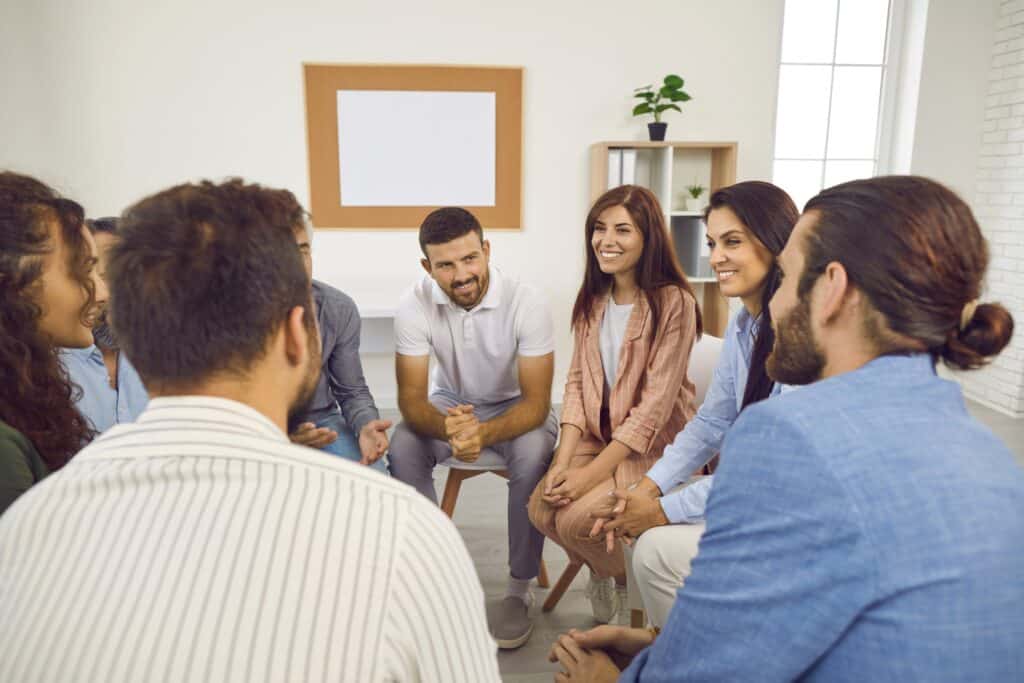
[314,411,388,473]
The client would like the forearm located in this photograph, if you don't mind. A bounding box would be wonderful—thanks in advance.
[552,424,583,466]
[587,439,633,480]
[480,396,550,447]
[397,394,447,441]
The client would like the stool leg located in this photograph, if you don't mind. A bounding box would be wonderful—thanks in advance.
[537,559,550,588]
[542,558,584,612]
[440,470,465,518]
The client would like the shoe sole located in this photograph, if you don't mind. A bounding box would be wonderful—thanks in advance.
[494,623,534,650]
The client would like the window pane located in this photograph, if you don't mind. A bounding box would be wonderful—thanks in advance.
[835,0,890,64]
[775,65,833,159]
[826,66,883,159]
[773,160,823,211]
[824,160,875,188]
[781,0,838,63]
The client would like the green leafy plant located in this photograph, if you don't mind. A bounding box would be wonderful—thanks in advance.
[633,74,692,123]
[687,183,705,199]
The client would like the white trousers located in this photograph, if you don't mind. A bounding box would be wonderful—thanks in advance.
[630,522,706,628]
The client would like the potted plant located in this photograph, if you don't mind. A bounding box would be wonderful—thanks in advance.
[633,74,692,141]
[686,183,705,212]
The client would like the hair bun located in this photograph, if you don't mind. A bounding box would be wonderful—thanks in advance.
[941,302,1015,370]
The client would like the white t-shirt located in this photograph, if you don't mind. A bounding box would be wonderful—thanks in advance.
[394,266,554,404]
[600,300,633,390]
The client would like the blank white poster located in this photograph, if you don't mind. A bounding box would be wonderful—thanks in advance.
[336,90,496,207]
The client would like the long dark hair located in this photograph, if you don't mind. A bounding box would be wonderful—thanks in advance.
[803,176,1013,368]
[0,172,96,469]
[572,185,702,339]
[704,181,798,409]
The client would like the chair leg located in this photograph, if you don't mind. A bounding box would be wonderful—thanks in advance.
[542,558,584,612]
[440,470,467,518]
[537,559,550,588]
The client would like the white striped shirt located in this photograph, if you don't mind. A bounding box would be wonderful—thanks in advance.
[0,396,500,683]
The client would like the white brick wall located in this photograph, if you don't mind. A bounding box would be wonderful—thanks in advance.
[964,0,1024,417]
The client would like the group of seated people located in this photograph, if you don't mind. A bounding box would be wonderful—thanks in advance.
[0,169,1021,682]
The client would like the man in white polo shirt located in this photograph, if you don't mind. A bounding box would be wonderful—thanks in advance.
[391,207,557,649]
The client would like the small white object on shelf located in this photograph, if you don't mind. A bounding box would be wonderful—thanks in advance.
[607,149,623,189]
[621,149,637,185]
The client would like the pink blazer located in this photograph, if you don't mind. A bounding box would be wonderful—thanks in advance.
[560,286,698,483]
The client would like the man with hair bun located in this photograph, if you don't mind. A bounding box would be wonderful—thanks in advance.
[551,175,1024,683]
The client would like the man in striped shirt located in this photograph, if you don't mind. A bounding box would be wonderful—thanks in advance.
[0,179,500,682]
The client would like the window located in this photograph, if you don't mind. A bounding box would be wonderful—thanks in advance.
[772,0,894,209]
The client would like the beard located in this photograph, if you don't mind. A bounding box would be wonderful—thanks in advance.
[92,310,119,350]
[286,332,322,429]
[766,296,826,386]
[446,270,488,309]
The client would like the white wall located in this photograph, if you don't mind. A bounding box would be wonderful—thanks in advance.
[959,0,1024,417]
[910,0,997,199]
[0,0,786,408]
[900,0,1024,417]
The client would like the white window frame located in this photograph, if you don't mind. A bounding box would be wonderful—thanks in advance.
[770,0,908,193]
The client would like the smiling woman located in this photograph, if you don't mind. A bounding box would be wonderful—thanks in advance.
[0,172,103,513]
[529,184,702,626]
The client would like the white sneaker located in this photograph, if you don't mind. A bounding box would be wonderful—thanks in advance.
[584,574,619,624]
[615,585,631,625]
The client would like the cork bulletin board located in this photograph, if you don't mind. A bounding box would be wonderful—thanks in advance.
[303,64,523,230]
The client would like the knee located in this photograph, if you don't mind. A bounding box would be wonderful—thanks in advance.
[631,529,662,582]
[506,434,555,479]
[552,503,597,545]
[527,484,553,533]
[387,423,430,471]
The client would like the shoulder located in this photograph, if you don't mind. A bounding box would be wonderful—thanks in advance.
[312,279,358,317]
[497,269,546,309]
[0,420,35,459]
[396,277,434,320]
[0,420,44,481]
[649,284,695,313]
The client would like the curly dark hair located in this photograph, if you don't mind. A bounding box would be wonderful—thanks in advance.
[0,172,96,469]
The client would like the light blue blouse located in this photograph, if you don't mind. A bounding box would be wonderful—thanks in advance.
[61,345,148,436]
[646,308,784,523]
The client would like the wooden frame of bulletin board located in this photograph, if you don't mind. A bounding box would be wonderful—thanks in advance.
[303,63,523,230]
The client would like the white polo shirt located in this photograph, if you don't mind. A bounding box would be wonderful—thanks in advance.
[394,266,554,405]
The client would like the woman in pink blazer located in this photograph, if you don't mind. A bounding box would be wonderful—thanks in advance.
[528,185,701,623]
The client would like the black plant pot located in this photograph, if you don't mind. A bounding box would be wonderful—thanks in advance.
[648,122,667,141]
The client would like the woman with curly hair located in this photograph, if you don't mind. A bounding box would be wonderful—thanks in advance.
[0,172,105,514]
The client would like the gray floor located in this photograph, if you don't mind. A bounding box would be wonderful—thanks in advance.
[384,401,1024,682]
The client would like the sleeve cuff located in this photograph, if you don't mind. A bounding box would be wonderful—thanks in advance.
[659,476,713,524]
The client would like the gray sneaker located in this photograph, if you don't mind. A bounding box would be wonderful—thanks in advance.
[487,596,534,649]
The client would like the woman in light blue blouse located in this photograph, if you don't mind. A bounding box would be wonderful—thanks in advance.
[598,180,799,627]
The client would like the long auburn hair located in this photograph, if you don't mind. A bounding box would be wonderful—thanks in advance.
[0,172,96,469]
[572,185,702,339]
[703,181,798,410]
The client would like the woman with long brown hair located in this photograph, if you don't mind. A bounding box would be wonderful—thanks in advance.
[528,185,701,624]
[0,172,105,514]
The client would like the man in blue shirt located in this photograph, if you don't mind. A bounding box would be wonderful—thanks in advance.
[61,218,148,435]
[549,176,1024,681]
[281,201,391,470]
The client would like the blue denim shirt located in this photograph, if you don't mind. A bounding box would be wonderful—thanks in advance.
[61,345,148,435]
[300,280,380,436]
[646,308,783,523]
[621,354,1024,681]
